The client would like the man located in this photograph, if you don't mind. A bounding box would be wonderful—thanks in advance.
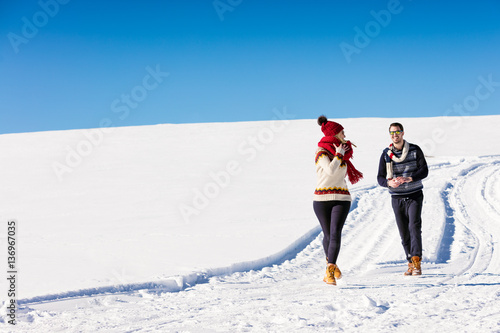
[377,123,428,276]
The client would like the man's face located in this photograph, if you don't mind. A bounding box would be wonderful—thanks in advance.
[389,126,404,145]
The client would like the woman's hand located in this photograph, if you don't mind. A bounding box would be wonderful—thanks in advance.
[333,143,345,156]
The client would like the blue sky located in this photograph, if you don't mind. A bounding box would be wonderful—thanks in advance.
[1,0,499,134]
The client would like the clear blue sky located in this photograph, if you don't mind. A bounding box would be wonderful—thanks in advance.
[1,0,499,134]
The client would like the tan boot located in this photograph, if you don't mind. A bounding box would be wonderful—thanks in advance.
[323,258,328,282]
[332,264,342,279]
[323,260,342,281]
[404,261,414,276]
[411,256,422,275]
[324,264,336,285]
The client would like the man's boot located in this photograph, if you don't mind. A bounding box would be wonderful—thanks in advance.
[404,261,414,276]
[411,256,422,276]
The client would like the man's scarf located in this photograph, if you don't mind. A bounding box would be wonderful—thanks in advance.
[384,140,409,179]
[318,136,363,185]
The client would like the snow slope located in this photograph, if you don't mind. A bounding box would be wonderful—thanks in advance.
[1,115,500,332]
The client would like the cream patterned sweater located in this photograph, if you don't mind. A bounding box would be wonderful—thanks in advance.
[313,148,352,202]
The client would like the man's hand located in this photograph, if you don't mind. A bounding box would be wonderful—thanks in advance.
[388,179,401,188]
[397,177,413,183]
[389,177,412,187]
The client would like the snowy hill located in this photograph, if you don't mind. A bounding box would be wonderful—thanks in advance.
[1,115,500,331]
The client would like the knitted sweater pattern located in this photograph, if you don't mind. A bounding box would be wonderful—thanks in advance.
[313,148,352,202]
[384,143,424,196]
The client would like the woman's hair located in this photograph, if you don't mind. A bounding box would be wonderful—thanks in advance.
[336,132,347,144]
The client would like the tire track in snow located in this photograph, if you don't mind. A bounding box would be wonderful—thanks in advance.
[339,186,400,275]
[427,158,473,265]
[438,157,500,283]
[479,162,500,271]
[480,161,500,219]
[456,159,500,274]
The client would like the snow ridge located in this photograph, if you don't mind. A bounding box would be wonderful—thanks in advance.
[17,226,321,307]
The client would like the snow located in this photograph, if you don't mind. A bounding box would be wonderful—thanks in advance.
[1,115,500,332]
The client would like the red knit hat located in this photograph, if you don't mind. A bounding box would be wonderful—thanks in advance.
[317,115,364,185]
[318,115,343,137]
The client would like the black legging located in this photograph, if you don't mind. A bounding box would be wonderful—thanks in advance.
[313,200,351,264]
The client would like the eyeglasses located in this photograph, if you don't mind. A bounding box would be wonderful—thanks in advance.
[389,130,403,135]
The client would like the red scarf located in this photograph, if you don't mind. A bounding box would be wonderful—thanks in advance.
[318,136,363,185]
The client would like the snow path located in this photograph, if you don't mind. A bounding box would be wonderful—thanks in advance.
[7,156,500,332]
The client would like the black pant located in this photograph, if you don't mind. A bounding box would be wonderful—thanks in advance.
[313,200,351,264]
[391,191,424,262]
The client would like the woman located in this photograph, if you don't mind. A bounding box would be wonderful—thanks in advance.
[313,115,363,285]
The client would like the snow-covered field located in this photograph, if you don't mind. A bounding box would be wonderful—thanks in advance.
[1,115,499,332]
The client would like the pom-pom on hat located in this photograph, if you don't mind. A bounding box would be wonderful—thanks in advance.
[317,115,343,137]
